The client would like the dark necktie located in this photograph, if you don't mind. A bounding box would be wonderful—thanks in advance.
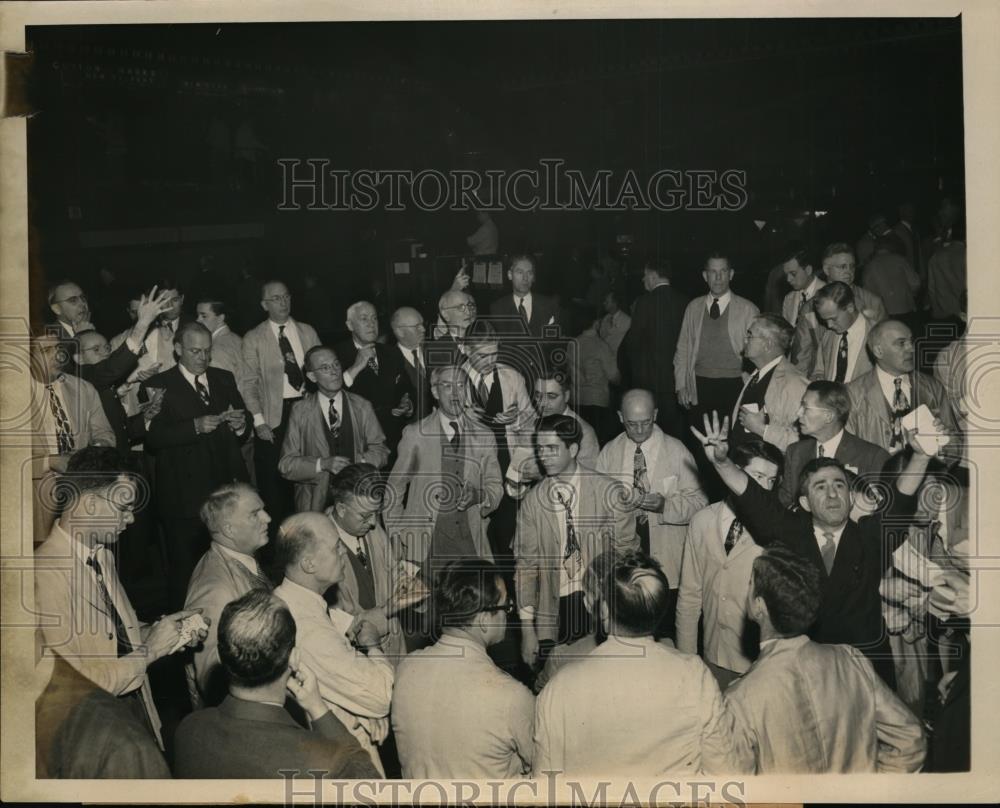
[835,332,849,382]
[797,291,808,323]
[46,382,75,455]
[356,535,369,568]
[86,553,134,657]
[278,325,304,391]
[477,376,489,407]
[328,397,340,437]
[449,420,460,447]
[411,349,422,375]
[709,297,721,319]
[366,350,379,375]
[724,518,743,555]
[517,298,528,322]
[194,375,210,407]
[556,489,582,576]
[890,377,910,450]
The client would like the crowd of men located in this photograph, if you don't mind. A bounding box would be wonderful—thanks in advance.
[31,208,971,779]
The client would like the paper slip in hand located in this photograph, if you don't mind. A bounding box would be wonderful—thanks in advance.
[169,613,210,654]
[892,540,946,589]
[740,403,760,413]
[901,404,950,453]
[327,606,356,637]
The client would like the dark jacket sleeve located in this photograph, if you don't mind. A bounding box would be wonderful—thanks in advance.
[732,478,808,548]
[81,342,139,389]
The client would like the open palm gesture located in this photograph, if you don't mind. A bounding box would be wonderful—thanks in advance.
[689,411,731,465]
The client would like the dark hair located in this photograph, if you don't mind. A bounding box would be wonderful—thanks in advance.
[218,589,296,688]
[154,277,182,294]
[328,463,383,509]
[534,413,582,451]
[729,437,783,475]
[778,240,812,269]
[751,546,822,635]
[643,257,673,281]
[173,320,211,346]
[508,253,537,273]
[64,446,141,495]
[796,456,850,498]
[805,380,852,427]
[601,550,671,636]
[821,242,855,261]
[195,298,227,317]
[432,558,504,631]
[536,366,571,394]
[705,250,731,268]
[260,279,288,299]
[813,281,855,311]
[303,344,339,373]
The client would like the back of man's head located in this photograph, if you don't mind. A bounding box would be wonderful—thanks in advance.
[218,589,296,688]
[750,546,821,636]
[601,550,670,637]
[432,558,504,633]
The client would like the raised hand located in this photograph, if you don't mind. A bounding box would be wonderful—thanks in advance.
[689,411,731,465]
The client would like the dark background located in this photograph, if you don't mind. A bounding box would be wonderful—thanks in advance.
[25,17,965,333]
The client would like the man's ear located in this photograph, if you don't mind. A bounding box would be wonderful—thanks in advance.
[288,646,301,670]
[305,370,317,385]
[174,342,182,361]
[798,493,813,513]
[617,411,624,424]
[599,599,610,631]
[569,442,580,459]
[73,351,82,366]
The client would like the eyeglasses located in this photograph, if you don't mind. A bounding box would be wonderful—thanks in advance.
[311,363,341,374]
[263,294,292,304]
[55,294,87,305]
[623,419,655,430]
[94,491,136,514]
[443,302,476,312]
[477,600,515,616]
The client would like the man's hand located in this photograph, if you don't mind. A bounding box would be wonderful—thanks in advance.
[690,411,731,465]
[135,363,162,382]
[640,491,666,513]
[456,483,480,512]
[255,423,274,442]
[350,345,377,377]
[220,406,246,431]
[139,389,165,421]
[145,609,209,660]
[286,652,329,722]
[738,407,767,436]
[353,618,384,651]
[677,387,693,408]
[194,414,224,435]
[321,455,351,474]
[386,574,430,615]
[391,392,414,418]
[49,454,71,473]
[451,264,470,291]
[520,626,539,668]
[492,403,521,426]
[348,608,390,645]
[134,286,175,331]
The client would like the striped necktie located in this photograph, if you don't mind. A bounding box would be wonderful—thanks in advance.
[86,552,134,657]
[46,382,75,454]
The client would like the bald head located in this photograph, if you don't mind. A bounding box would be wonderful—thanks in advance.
[274,512,342,591]
[75,330,111,366]
[867,319,915,376]
[391,306,426,349]
[619,389,657,444]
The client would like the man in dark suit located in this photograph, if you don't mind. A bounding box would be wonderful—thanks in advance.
[142,322,253,609]
[620,258,689,439]
[390,306,433,423]
[692,410,936,687]
[47,279,93,338]
[336,300,413,453]
[780,381,889,507]
[174,589,378,779]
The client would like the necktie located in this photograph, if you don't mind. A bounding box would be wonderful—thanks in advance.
[411,349,422,374]
[328,397,340,437]
[46,382,75,455]
[517,298,528,322]
[356,535,369,568]
[366,350,379,375]
[797,290,808,323]
[556,489,582,578]
[477,376,489,406]
[724,518,743,555]
[86,553,134,657]
[278,325,304,391]
[820,531,837,574]
[449,420,460,447]
[890,377,910,450]
[835,332,849,382]
[633,445,649,526]
[194,375,210,407]
[709,297,721,319]
[818,444,826,458]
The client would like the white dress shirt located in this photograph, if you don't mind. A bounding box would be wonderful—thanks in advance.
[268,318,306,399]
[342,339,378,388]
[732,355,782,421]
[813,522,848,557]
[514,293,532,323]
[705,290,732,315]
[178,362,210,397]
[314,390,346,473]
[816,429,845,459]
[875,364,912,409]
[842,310,868,380]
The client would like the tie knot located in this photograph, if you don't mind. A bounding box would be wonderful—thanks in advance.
[823,531,835,542]
[279,324,285,335]
[449,420,459,432]
[894,377,903,389]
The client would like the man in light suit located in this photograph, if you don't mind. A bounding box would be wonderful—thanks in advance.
[676,439,783,690]
[846,320,958,456]
[514,414,637,669]
[185,482,273,705]
[779,381,890,508]
[195,297,244,380]
[278,346,389,513]
[810,282,877,383]
[241,280,320,528]
[729,314,809,453]
[34,447,209,752]
[794,243,887,377]
[779,242,825,329]
[385,365,503,579]
[336,300,413,454]
[30,332,116,543]
[597,389,707,636]
[674,252,760,428]
[142,322,253,609]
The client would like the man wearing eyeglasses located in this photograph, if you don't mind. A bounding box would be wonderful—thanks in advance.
[47,280,93,338]
[779,381,889,508]
[278,346,389,514]
[431,289,477,364]
[597,389,706,637]
[390,306,433,423]
[392,558,534,779]
[241,280,320,529]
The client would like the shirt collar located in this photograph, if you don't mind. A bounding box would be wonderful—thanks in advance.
[514,292,533,305]
[706,290,732,310]
[818,429,845,458]
[214,541,260,576]
[813,521,848,547]
[803,276,823,299]
[211,324,230,338]
[54,520,99,567]
[847,310,867,338]
[438,410,461,434]
[317,389,343,412]
[276,576,328,614]
[398,343,421,364]
[754,355,783,379]
[329,515,366,555]
[876,364,910,391]
[268,318,295,337]
[178,363,205,388]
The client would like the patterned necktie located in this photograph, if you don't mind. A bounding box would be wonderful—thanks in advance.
[556,489,582,576]
[46,382,75,454]
[797,290,808,323]
[633,445,649,525]
[820,531,837,574]
[517,298,528,322]
[477,375,489,407]
[277,325,304,391]
[366,350,379,375]
[724,518,743,555]
[709,297,720,319]
[449,420,460,447]
[194,375,210,407]
[356,535,369,568]
[818,443,826,458]
[835,332,849,382]
[890,377,910,450]
[86,553,134,657]
[328,397,340,437]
